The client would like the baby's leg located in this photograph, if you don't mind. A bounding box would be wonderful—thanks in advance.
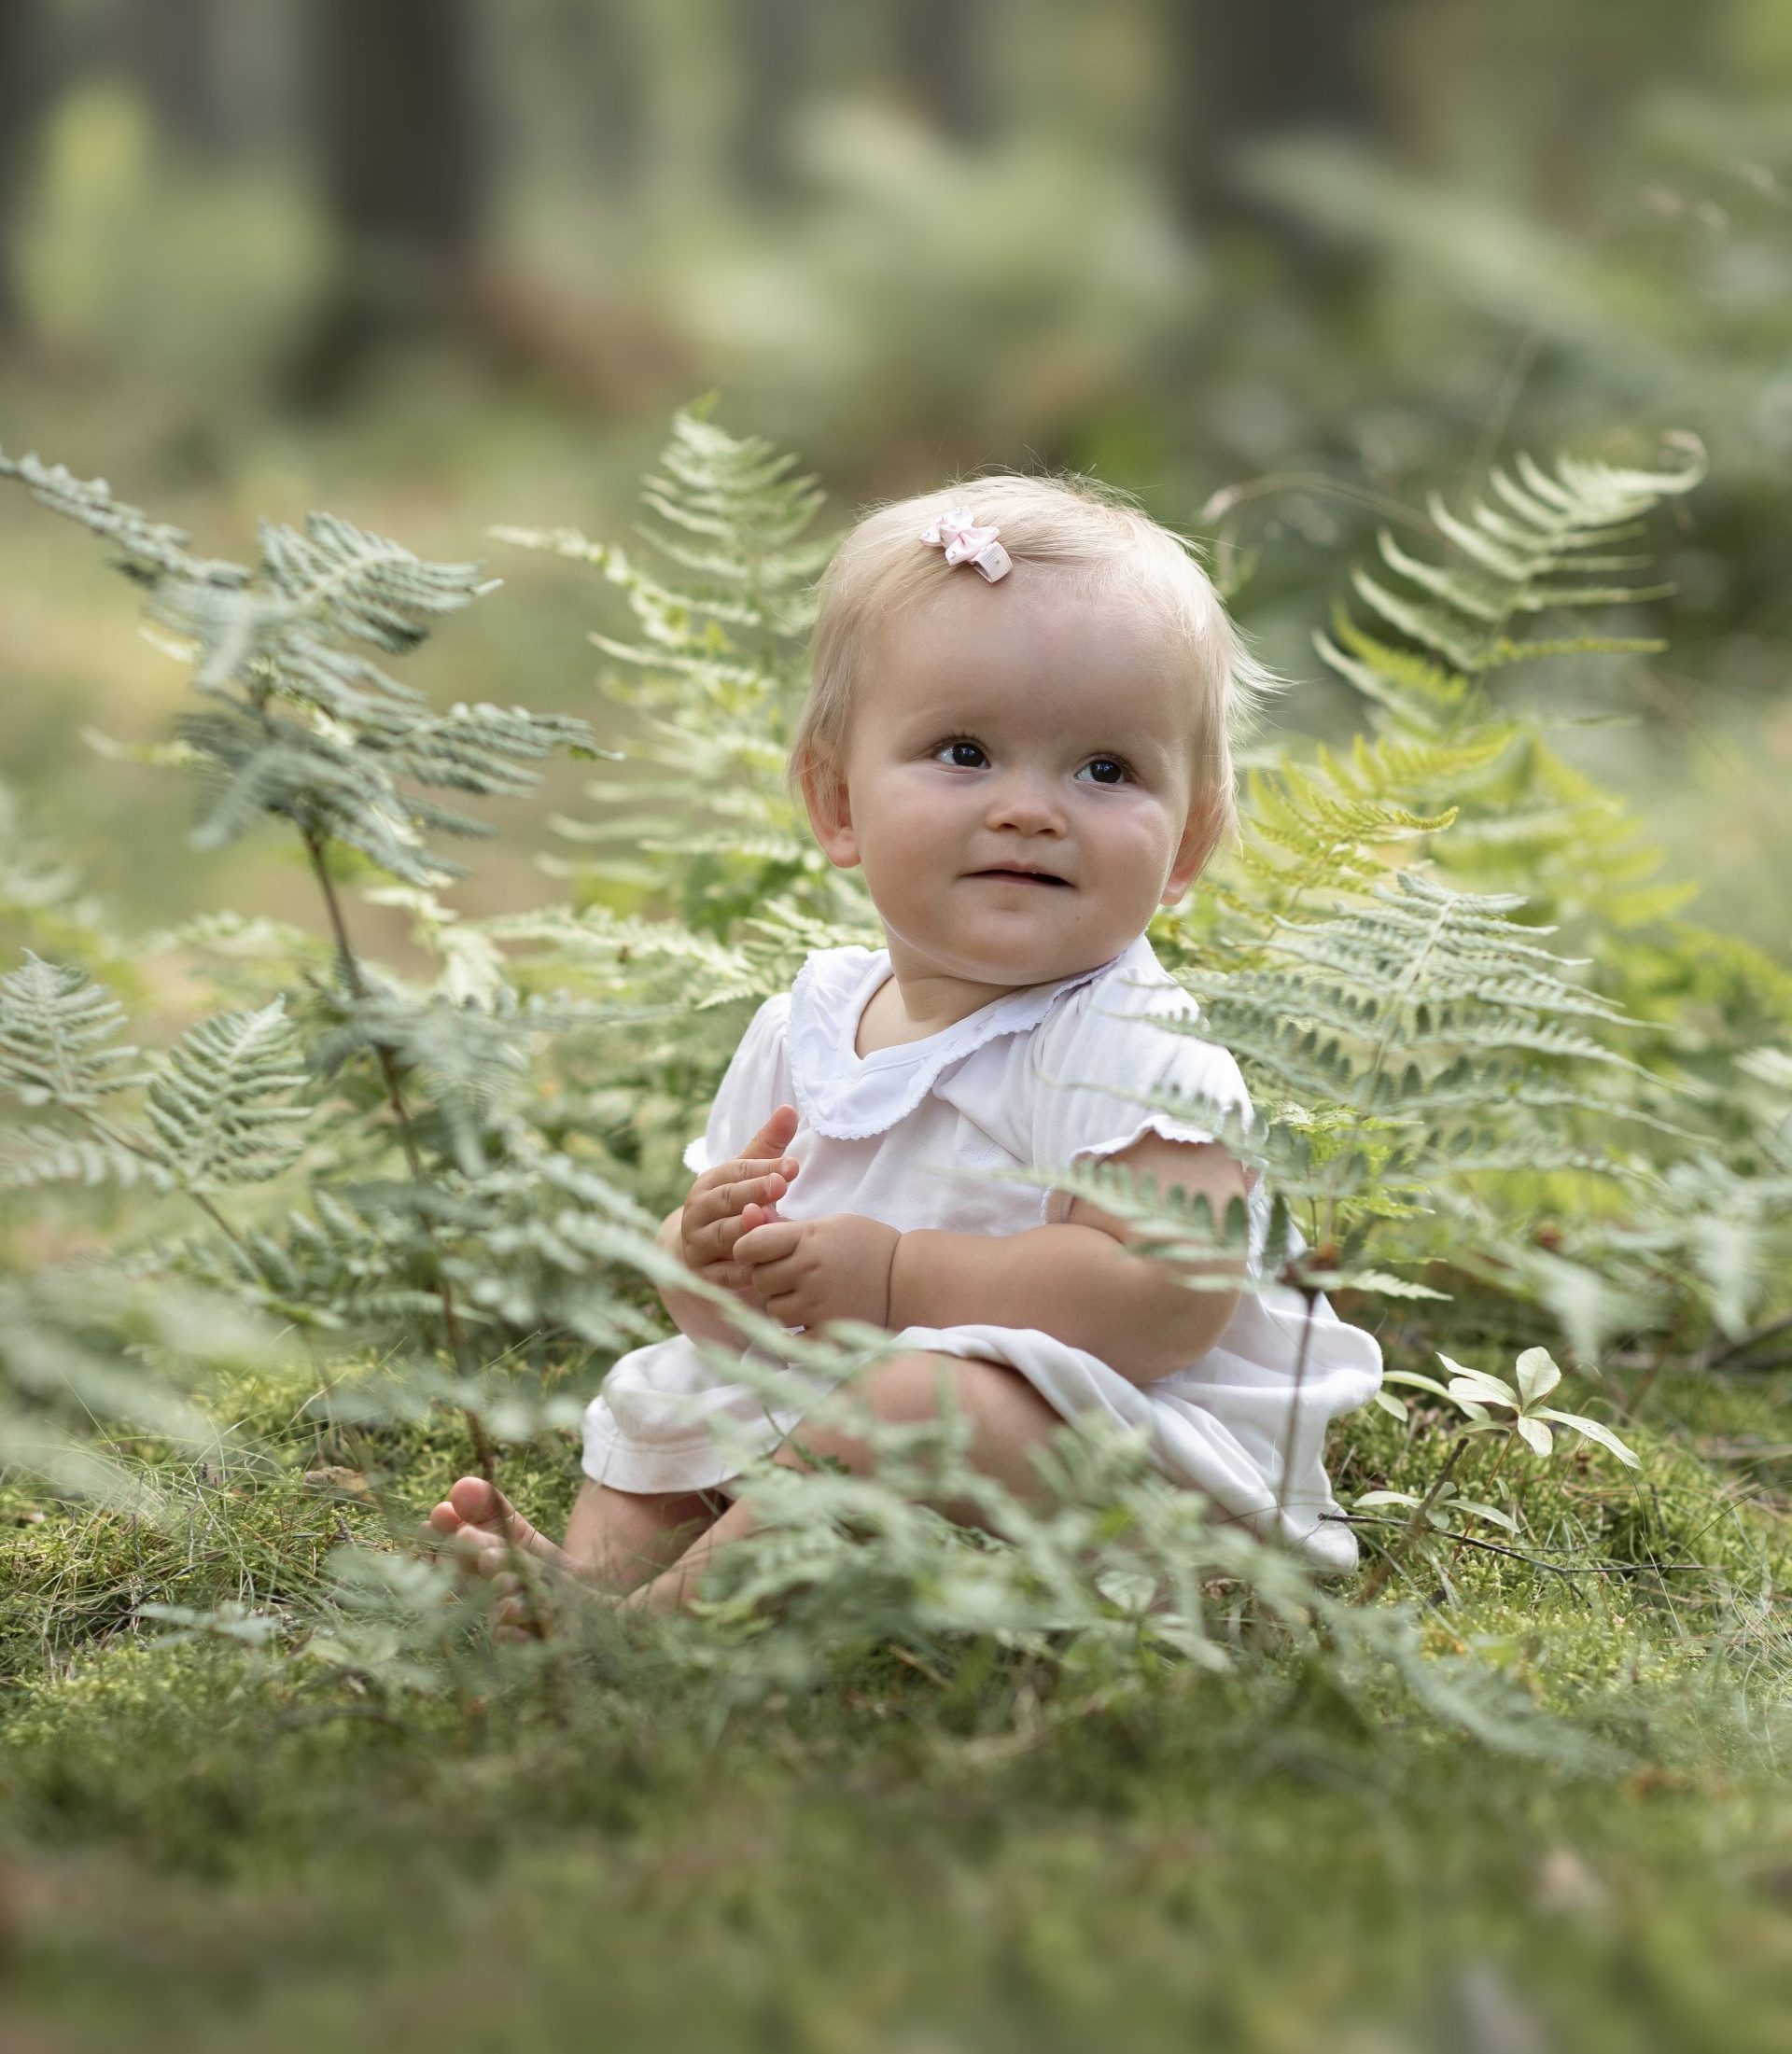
[623,1350,1069,1615]
[424,1474,728,1631]
[564,1474,731,1590]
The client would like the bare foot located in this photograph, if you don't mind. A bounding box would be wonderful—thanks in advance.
[421,1476,582,1642]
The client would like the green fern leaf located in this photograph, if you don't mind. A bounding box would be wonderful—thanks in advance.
[146,998,313,1192]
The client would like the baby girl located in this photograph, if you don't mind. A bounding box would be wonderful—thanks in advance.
[427,475,1382,1627]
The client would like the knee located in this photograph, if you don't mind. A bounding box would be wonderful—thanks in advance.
[846,1348,973,1427]
[765,1350,971,1482]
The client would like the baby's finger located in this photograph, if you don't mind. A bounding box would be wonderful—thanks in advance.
[697,1150,800,1200]
[764,1291,808,1329]
[734,1219,801,1265]
[696,1255,752,1287]
[685,1165,795,1243]
[738,1253,799,1300]
[740,1104,800,1161]
[686,1166,787,1224]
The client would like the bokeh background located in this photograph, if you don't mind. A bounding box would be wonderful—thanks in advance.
[2,0,1789,958]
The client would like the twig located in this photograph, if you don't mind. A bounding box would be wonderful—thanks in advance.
[1709,1312,1792,1369]
[1447,1431,1517,1570]
[1334,1514,1710,1580]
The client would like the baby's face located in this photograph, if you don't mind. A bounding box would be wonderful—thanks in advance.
[805,574,1218,989]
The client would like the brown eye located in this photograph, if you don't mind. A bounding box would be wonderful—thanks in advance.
[1081,757,1129,786]
[934,738,987,769]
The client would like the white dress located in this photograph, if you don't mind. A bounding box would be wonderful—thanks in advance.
[581,932,1383,1572]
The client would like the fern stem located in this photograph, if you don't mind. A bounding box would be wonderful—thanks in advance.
[301,829,497,1487]
[1273,1285,1318,1530]
[79,1105,249,1254]
[185,1190,248,1255]
[306,830,430,1186]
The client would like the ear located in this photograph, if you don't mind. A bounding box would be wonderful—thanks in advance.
[1160,789,1225,905]
[798,748,861,869]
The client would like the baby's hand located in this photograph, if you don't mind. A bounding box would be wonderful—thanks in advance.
[679,1103,802,1305]
[732,1210,902,1333]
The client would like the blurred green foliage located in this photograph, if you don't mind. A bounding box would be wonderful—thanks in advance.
[1,0,1788,955]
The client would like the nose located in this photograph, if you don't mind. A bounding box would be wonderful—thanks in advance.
[984,765,1066,836]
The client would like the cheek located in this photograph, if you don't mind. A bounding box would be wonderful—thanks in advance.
[863,773,964,848]
[1085,799,1180,872]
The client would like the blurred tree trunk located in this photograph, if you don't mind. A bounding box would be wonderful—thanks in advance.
[732,0,813,199]
[553,0,649,189]
[1161,0,1397,235]
[889,0,999,146]
[123,0,228,152]
[286,0,484,407]
[0,0,46,339]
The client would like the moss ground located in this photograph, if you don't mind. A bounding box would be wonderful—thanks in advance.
[2,1362,1787,2053]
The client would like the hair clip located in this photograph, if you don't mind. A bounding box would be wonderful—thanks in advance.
[919,506,1012,583]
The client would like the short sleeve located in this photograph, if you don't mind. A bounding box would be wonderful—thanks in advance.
[681,994,792,1176]
[1031,978,1252,1226]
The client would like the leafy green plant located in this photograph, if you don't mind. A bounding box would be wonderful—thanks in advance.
[0,444,612,1494]
[1427,1347,1643,1466]
[0,404,1784,1768]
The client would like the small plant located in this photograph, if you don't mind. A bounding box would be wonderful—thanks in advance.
[1355,1347,1639,1600]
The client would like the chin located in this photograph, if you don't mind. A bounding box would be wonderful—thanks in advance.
[961,934,1089,982]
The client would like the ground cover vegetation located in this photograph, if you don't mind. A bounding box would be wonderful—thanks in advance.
[1,406,1788,2051]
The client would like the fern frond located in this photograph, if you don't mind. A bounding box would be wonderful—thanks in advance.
[146,999,313,1192]
[0,454,593,888]
[497,403,841,937]
[0,952,142,1106]
[0,447,241,582]
[0,1132,165,1191]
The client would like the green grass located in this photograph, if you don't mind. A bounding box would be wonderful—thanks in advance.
[3,1362,1787,2053]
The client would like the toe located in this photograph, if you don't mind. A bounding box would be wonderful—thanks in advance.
[444,1525,492,1569]
[492,1593,541,1642]
[445,1475,570,1570]
[448,1475,501,1525]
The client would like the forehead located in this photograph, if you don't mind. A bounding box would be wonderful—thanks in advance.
[868,573,1183,729]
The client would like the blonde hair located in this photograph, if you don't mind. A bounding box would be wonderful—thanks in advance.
[785,468,1282,859]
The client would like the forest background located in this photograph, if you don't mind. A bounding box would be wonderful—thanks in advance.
[3,3,1791,2050]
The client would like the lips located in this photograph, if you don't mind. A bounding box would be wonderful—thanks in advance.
[967,867,1072,887]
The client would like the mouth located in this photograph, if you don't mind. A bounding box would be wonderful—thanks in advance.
[966,868,1073,887]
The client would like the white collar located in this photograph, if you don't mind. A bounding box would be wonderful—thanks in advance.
[788,935,1153,1139]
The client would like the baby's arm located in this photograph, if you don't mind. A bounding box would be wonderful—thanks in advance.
[889,1133,1248,1385]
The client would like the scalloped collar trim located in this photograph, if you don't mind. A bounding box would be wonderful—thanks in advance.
[787,936,1147,1139]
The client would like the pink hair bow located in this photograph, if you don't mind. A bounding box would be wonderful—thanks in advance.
[919,506,1012,583]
